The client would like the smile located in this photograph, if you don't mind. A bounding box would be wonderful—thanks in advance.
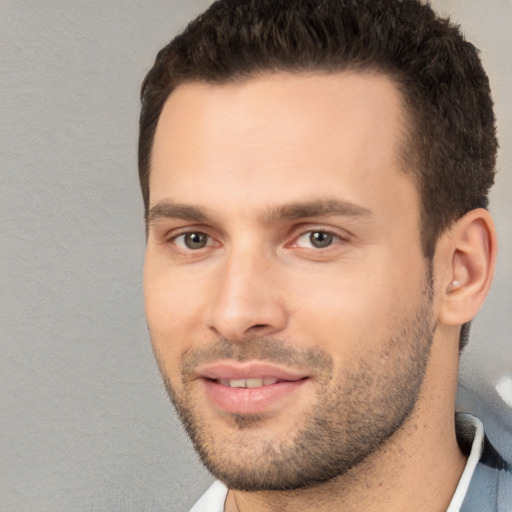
[217,378,280,388]
[194,361,312,414]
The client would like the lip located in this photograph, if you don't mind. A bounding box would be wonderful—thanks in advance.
[196,361,310,415]
[196,361,309,381]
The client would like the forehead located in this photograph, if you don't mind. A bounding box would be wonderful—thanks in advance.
[150,71,417,225]
[153,71,407,162]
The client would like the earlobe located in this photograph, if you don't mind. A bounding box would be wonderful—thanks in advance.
[437,208,497,326]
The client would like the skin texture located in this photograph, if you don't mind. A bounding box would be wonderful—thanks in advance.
[144,72,496,511]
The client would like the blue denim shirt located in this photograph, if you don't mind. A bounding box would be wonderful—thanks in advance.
[459,415,512,512]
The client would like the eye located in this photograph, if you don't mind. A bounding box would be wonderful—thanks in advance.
[295,230,340,249]
[173,232,211,250]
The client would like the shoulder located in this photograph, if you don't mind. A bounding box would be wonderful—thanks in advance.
[462,456,512,512]
[459,415,512,512]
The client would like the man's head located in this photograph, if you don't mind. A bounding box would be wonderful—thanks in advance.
[139,0,497,261]
[140,0,497,498]
[144,71,441,491]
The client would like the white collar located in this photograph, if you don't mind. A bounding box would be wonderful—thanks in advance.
[189,480,228,512]
[447,413,485,512]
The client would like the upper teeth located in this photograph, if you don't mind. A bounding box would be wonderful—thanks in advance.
[219,378,279,388]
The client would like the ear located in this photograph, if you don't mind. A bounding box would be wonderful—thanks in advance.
[436,208,497,326]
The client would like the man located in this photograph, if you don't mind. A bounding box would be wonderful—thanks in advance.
[139,0,511,510]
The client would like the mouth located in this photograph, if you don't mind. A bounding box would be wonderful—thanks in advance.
[196,361,310,415]
[217,377,292,388]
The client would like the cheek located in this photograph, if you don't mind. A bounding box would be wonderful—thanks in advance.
[144,260,196,366]
[287,258,422,354]
[145,249,199,323]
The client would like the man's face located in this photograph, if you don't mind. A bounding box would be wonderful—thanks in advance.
[144,72,435,490]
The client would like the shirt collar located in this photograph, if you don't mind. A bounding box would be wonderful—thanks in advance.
[447,413,485,512]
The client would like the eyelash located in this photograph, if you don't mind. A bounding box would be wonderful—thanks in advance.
[167,227,347,253]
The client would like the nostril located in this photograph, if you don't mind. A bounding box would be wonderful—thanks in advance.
[253,324,268,329]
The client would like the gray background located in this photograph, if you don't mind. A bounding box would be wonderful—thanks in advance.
[1,1,511,511]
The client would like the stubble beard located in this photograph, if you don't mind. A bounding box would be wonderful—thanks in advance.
[159,285,435,492]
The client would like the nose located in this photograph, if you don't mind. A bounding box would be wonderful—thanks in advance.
[206,247,288,341]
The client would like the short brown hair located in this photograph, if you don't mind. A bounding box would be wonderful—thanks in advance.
[139,0,497,259]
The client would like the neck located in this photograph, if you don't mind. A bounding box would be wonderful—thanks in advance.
[226,330,466,512]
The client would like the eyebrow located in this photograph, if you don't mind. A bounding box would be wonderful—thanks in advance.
[146,202,209,225]
[264,199,372,223]
[146,198,372,226]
